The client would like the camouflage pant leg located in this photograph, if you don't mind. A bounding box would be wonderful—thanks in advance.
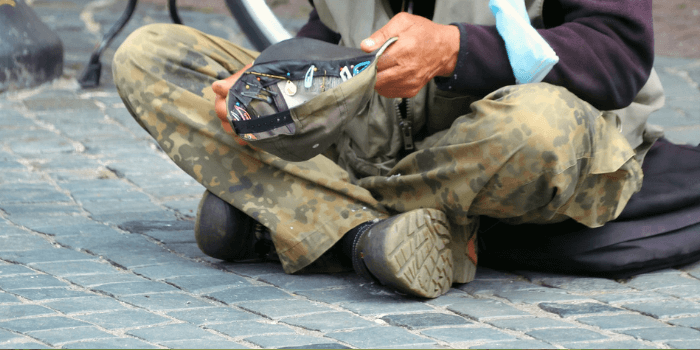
[112,24,389,274]
[361,83,643,261]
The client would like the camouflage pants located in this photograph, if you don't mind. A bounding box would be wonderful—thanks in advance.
[113,24,643,275]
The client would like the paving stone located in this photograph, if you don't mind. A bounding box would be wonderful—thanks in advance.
[92,280,180,296]
[486,317,573,331]
[159,338,249,349]
[9,216,97,234]
[623,300,700,319]
[24,98,99,112]
[206,286,294,304]
[626,272,699,290]
[119,292,213,310]
[327,327,434,348]
[0,264,38,277]
[0,316,91,333]
[424,290,472,307]
[0,274,69,290]
[495,290,589,304]
[539,302,623,317]
[0,292,20,304]
[619,326,700,341]
[101,251,185,270]
[165,274,252,294]
[29,260,118,277]
[206,321,296,337]
[421,326,516,343]
[381,313,471,330]
[218,262,286,277]
[667,339,700,348]
[27,326,116,346]
[282,312,376,332]
[1,340,52,349]
[131,262,224,280]
[339,297,435,316]
[42,296,129,314]
[10,287,94,301]
[258,272,360,292]
[61,337,160,349]
[0,304,56,320]
[167,307,259,325]
[142,229,194,244]
[526,328,609,343]
[592,291,667,304]
[446,298,531,321]
[668,316,700,329]
[280,343,351,349]
[90,210,178,225]
[64,273,148,288]
[239,299,331,319]
[654,284,700,299]
[76,309,172,330]
[0,234,55,252]
[55,233,161,256]
[30,221,117,237]
[246,334,337,349]
[534,276,632,293]
[1,247,97,265]
[127,323,224,342]
[469,339,557,349]
[2,203,84,217]
[577,314,668,330]
[457,280,542,295]
[561,339,660,349]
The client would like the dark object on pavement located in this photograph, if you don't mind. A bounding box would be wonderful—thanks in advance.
[479,138,700,279]
[0,0,63,92]
[194,190,274,261]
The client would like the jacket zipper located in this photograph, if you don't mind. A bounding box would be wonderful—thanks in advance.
[395,98,414,151]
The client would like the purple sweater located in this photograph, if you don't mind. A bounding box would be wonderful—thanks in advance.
[295,0,654,111]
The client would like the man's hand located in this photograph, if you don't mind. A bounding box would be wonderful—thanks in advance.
[360,12,460,98]
[212,62,253,134]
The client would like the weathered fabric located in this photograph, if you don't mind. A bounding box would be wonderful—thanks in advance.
[113,24,643,276]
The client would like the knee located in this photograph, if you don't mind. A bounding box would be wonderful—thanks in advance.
[112,23,179,89]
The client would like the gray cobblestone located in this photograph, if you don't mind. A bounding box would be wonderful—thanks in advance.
[118,292,214,311]
[1,248,95,265]
[127,323,225,343]
[282,312,375,332]
[167,307,258,325]
[468,339,557,349]
[42,296,129,314]
[381,312,471,330]
[27,326,116,346]
[539,302,623,317]
[562,339,661,349]
[29,260,120,277]
[258,272,360,292]
[0,292,20,304]
[486,317,573,331]
[457,279,542,296]
[92,280,180,296]
[526,327,609,343]
[159,338,249,349]
[245,334,336,348]
[447,298,531,321]
[577,314,669,330]
[623,300,700,319]
[9,287,94,301]
[131,262,223,280]
[206,321,296,337]
[239,299,333,319]
[75,309,172,330]
[0,316,91,333]
[625,271,700,290]
[619,326,700,341]
[420,326,516,343]
[592,291,668,304]
[206,286,294,304]
[165,274,252,294]
[494,290,590,304]
[61,337,160,349]
[327,327,434,348]
[0,304,56,320]
[667,339,700,348]
[338,298,435,315]
[2,340,52,349]
[668,316,700,329]
[0,274,69,290]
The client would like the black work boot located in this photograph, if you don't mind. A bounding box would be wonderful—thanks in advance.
[348,208,458,298]
[194,190,275,261]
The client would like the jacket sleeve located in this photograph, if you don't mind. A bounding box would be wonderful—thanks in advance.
[434,0,654,111]
[295,8,342,44]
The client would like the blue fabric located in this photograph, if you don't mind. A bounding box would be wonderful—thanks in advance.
[489,0,559,84]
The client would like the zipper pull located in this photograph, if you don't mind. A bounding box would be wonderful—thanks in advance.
[400,120,414,151]
[304,65,315,88]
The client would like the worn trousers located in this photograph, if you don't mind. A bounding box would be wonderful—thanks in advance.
[113,24,643,276]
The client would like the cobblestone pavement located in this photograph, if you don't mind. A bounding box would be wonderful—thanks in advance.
[1,0,699,348]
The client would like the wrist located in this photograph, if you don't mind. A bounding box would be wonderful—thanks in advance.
[437,24,460,77]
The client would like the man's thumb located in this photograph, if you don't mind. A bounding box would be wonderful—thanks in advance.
[361,30,389,53]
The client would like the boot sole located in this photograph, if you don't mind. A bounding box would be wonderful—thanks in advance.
[363,208,454,298]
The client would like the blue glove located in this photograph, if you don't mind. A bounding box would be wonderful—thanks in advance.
[489,0,559,84]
